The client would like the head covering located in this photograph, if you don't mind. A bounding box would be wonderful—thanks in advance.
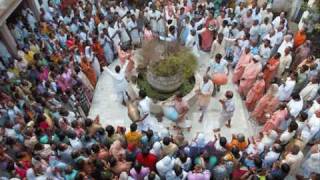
[266,4,272,9]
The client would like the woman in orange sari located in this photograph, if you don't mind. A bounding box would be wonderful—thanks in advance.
[92,37,108,67]
[293,28,307,48]
[251,84,280,125]
[245,73,265,111]
[80,57,97,87]
[232,47,252,83]
[263,53,280,88]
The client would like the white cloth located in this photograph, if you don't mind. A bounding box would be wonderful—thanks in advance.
[138,97,153,131]
[156,156,175,177]
[277,54,292,77]
[105,61,129,102]
[287,99,303,118]
[277,78,296,101]
[301,114,320,142]
[300,83,320,102]
[200,80,214,96]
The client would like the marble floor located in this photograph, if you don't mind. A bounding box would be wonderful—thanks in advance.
[88,51,260,141]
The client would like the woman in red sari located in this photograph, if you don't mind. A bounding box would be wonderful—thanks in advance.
[200,12,218,52]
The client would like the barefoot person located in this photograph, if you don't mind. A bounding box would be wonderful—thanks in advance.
[173,92,190,131]
[197,75,214,122]
[214,91,235,132]
[104,60,129,105]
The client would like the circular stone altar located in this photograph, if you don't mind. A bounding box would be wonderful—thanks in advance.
[135,40,198,102]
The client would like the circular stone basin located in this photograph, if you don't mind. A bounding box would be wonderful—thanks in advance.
[146,71,184,93]
[137,73,195,101]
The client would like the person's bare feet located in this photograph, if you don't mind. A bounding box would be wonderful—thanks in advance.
[225,124,231,128]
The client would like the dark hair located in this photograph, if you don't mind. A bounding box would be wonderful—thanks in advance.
[176,92,184,99]
[130,123,138,132]
[288,120,298,132]
[219,137,227,147]
[281,163,291,174]
[162,136,171,146]
[215,53,222,60]
[299,112,308,122]
[105,125,115,137]
[291,93,300,100]
[139,90,147,99]
[84,118,93,127]
[115,65,121,73]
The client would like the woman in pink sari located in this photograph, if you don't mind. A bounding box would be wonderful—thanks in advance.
[251,84,280,124]
[262,103,288,132]
[245,73,265,111]
[232,47,252,83]
[200,12,218,52]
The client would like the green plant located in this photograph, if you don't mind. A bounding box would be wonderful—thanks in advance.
[139,40,197,79]
[150,47,197,79]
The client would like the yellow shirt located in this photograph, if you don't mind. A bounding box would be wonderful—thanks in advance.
[24,51,35,65]
[125,131,142,146]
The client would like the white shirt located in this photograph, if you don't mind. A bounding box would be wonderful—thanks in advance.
[277,78,296,101]
[280,130,296,144]
[287,99,303,118]
[104,61,129,92]
[200,80,214,96]
[301,114,320,142]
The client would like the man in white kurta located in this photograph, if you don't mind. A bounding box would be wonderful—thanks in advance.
[277,47,292,78]
[301,110,320,143]
[104,61,129,104]
[299,78,320,102]
[138,91,153,132]
[277,75,296,101]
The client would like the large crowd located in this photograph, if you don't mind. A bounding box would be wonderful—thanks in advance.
[0,0,319,179]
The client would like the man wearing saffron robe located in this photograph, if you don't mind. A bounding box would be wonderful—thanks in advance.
[238,55,262,97]
[263,53,280,88]
[232,47,252,84]
[245,73,266,111]
[251,84,280,124]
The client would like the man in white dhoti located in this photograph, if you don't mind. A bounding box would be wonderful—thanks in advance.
[197,75,214,122]
[137,90,154,132]
[277,73,297,102]
[214,91,235,132]
[300,110,320,143]
[104,61,129,105]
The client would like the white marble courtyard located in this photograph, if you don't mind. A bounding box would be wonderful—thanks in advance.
[88,51,260,141]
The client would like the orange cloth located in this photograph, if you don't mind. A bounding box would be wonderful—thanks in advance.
[245,79,266,111]
[227,138,248,151]
[232,52,252,83]
[251,94,279,124]
[294,31,306,48]
[263,57,280,87]
[125,131,142,147]
[80,60,97,87]
[92,42,107,67]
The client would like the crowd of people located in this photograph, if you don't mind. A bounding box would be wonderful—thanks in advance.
[0,0,319,179]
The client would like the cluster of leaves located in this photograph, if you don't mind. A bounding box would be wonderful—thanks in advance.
[150,46,197,79]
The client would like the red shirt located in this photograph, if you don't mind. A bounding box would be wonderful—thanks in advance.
[136,153,158,171]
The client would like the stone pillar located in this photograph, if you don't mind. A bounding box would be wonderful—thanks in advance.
[25,0,41,20]
[0,23,18,57]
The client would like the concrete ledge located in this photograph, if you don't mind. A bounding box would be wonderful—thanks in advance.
[0,0,22,26]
